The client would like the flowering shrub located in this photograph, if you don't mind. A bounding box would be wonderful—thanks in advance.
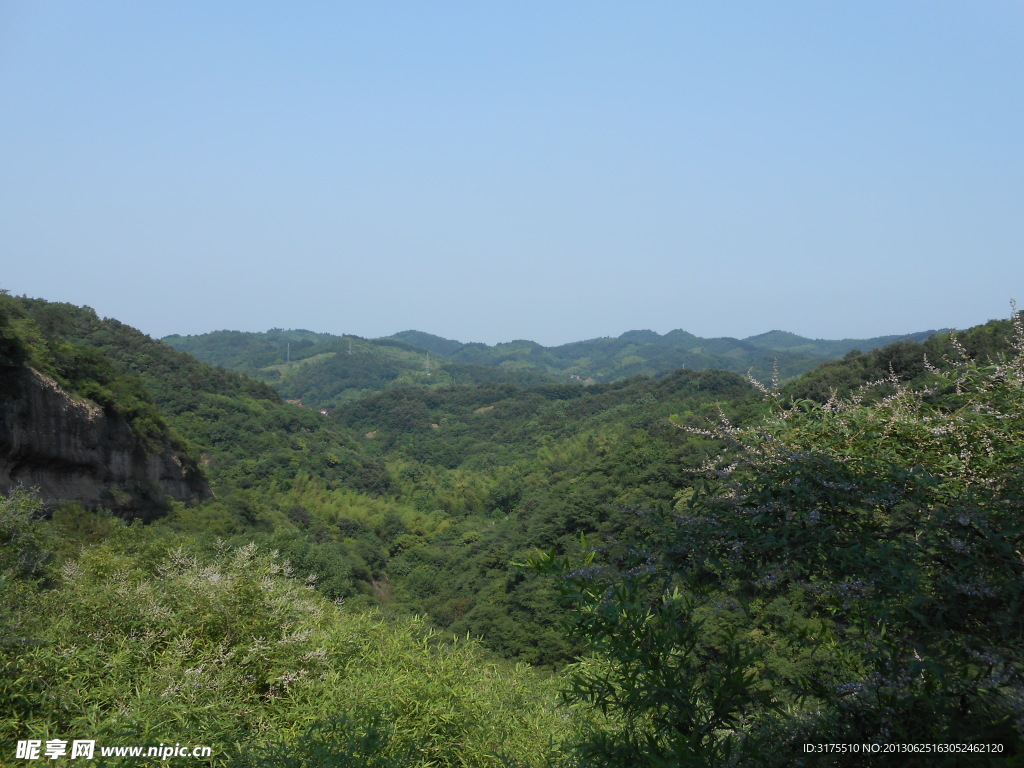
[536,311,1024,766]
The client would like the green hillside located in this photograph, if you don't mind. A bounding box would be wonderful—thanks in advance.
[165,329,558,407]
[165,325,942,408]
[4,292,1023,766]
[397,327,944,382]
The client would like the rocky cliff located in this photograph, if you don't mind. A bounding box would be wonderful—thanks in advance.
[0,366,211,520]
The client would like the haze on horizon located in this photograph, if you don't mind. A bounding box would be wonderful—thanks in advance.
[2,2,1022,347]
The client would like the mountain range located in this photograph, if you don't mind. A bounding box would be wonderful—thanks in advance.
[4,289,1023,762]
[164,325,943,408]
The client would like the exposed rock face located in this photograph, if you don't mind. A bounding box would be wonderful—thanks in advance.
[0,366,211,520]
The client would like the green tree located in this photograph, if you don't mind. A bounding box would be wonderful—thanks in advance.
[537,317,1024,766]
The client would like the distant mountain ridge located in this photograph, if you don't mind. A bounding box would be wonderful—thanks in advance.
[386,326,946,383]
[391,327,944,359]
[164,325,944,408]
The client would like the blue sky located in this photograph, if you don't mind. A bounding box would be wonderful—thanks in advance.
[2,2,1021,345]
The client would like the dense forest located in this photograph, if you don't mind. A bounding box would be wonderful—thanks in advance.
[2,291,1022,766]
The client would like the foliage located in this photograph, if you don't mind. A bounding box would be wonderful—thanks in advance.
[535,312,1024,765]
[349,369,758,665]
[9,289,1024,766]
[785,313,1023,403]
[0,488,53,581]
[0,493,579,767]
[0,489,56,750]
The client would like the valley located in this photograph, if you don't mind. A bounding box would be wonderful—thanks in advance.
[2,291,1022,765]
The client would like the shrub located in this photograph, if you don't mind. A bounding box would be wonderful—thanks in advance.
[536,311,1024,766]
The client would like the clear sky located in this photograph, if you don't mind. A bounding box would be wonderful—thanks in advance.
[2,2,1022,346]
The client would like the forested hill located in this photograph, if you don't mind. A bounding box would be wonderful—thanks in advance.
[388,327,945,382]
[164,325,942,408]
[0,294,393,507]
[163,329,560,408]
[5,291,1024,764]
